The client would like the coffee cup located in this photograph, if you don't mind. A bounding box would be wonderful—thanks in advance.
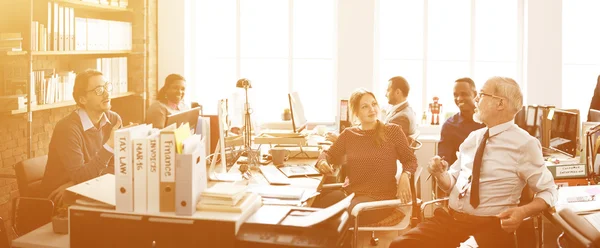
[270,148,291,165]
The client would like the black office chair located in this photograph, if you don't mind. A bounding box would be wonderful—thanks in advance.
[12,197,54,236]
[0,217,10,248]
[12,155,56,236]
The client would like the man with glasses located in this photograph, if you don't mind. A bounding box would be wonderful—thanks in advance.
[42,69,122,204]
[438,77,485,165]
[390,77,557,248]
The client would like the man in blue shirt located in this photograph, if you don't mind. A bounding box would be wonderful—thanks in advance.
[438,77,485,165]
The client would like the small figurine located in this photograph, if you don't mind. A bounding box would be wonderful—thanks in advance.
[428,96,443,125]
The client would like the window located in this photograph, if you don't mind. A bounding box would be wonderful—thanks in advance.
[562,0,600,119]
[189,0,335,124]
[377,0,520,118]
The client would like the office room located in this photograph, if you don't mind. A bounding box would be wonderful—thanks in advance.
[1,0,600,247]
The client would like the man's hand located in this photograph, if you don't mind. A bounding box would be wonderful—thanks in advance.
[48,181,76,207]
[497,207,528,233]
[427,155,448,177]
[325,132,339,143]
[316,160,334,175]
[106,119,122,149]
[397,172,411,203]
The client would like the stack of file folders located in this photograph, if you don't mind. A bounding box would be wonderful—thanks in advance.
[197,183,261,213]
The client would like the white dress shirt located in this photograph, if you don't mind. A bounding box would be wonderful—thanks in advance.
[444,121,557,216]
[77,109,113,153]
[385,100,408,123]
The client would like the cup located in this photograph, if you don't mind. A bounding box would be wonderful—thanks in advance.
[270,148,291,165]
[315,125,328,136]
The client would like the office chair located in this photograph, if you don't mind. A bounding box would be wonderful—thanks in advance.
[558,208,600,248]
[13,156,55,236]
[0,217,9,248]
[14,155,48,198]
[12,197,54,236]
[419,187,544,248]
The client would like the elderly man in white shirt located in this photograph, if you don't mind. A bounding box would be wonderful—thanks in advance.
[390,76,557,248]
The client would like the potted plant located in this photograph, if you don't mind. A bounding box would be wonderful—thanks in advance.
[52,205,68,234]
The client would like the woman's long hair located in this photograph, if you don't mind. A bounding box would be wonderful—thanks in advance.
[157,74,186,102]
[349,88,386,146]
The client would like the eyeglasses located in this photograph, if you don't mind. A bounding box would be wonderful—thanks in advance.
[87,83,113,96]
[477,92,504,103]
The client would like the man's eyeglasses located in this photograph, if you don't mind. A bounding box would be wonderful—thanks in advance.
[477,92,504,103]
[87,83,113,96]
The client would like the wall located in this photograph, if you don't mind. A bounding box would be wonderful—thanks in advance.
[335,0,377,101]
[157,0,185,90]
[0,0,158,240]
[524,0,562,107]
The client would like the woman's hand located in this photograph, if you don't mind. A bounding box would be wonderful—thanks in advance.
[397,172,411,203]
[316,160,334,175]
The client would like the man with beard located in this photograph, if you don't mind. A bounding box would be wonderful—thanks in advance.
[42,69,122,204]
[389,77,557,248]
[438,77,485,165]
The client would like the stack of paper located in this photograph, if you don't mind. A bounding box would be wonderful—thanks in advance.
[197,183,261,213]
[200,183,248,206]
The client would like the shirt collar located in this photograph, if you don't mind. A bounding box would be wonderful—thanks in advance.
[487,120,514,137]
[389,100,408,113]
[77,109,111,131]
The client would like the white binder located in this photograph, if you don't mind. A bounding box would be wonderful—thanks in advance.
[146,131,161,213]
[114,124,151,212]
[175,134,207,216]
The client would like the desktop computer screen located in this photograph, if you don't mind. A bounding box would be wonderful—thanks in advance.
[164,106,203,130]
[549,109,579,157]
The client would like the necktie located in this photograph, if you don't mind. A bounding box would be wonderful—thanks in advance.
[470,129,489,208]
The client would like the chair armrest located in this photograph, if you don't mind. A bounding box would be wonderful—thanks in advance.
[351,199,411,217]
[321,183,344,190]
[420,197,449,219]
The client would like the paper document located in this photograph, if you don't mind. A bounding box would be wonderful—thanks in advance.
[584,212,600,233]
[557,185,600,214]
[66,174,116,207]
[280,193,354,227]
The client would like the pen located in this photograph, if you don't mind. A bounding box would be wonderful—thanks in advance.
[425,156,445,182]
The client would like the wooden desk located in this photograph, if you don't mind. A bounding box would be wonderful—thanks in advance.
[12,223,68,248]
[12,158,327,248]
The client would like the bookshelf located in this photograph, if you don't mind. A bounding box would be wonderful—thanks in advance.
[0,0,149,158]
[1,50,131,56]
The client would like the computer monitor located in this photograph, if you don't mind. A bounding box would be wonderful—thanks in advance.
[590,109,600,122]
[164,106,202,130]
[549,109,579,157]
[288,92,307,133]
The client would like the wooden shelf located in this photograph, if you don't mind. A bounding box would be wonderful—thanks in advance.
[53,0,132,13]
[10,91,137,115]
[1,50,131,56]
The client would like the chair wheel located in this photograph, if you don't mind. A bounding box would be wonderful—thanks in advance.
[370,237,379,246]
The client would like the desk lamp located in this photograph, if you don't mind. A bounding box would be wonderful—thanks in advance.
[236,78,260,169]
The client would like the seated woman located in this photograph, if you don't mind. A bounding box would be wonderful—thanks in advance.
[146,74,190,128]
[314,88,418,226]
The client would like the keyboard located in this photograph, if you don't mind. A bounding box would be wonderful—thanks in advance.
[259,165,291,185]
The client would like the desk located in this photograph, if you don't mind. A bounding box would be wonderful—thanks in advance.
[12,223,68,248]
[12,158,326,248]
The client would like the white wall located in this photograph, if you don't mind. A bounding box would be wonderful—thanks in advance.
[157,0,186,89]
[335,0,376,101]
[525,0,562,107]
